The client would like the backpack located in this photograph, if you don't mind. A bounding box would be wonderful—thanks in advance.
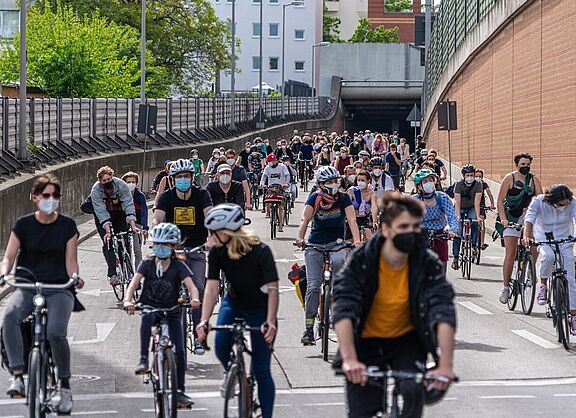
[80,194,94,214]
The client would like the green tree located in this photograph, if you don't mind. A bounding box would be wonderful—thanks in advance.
[0,0,168,97]
[384,0,413,13]
[348,18,399,43]
[55,0,232,95]
[322,3,342,43]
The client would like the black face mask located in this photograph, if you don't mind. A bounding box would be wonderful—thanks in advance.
[519,166,530,176]
[392,232,420,254]
[103,181,114,190]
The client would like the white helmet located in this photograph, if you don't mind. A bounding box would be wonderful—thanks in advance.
[315,166,341,183]
[150,223,181,244]
[204,203,246,231]
[169,158,195,176]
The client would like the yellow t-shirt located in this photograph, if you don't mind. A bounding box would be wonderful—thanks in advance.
[362,257,414,338]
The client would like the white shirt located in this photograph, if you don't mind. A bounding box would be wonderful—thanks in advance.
[524,195,576,241]
[371,174,395,201]
[260,163,290,187]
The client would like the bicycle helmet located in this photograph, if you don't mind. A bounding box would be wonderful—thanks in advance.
[204,203,246,231]
[169,158,195,176]
[369,157,384,168]
[420,149,428,157]
[544,184,573,205]
[413,169,438,186]
[150,222,181,244]
[461,164,476,175]
[266,153,277,162]
[280,155,291,161]
[315,166,341,183]
[358,150,370,158]
[212,148,221,156]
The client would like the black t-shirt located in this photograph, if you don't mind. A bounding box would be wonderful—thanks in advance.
[206,180,245,208]
[12,213,79,284]
[156,187,213,247]
[207,243,278,311]
[238,149,251,170]
[137,258,192,308]
[232,165,248,183]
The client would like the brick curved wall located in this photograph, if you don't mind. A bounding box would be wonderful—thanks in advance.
[425,0,576,187]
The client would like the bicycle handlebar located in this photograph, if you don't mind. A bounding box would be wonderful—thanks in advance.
[210,323,261,333]
[533,237,576,247]
[0,275,79,290]
[175,245,206,255]
[293,240,353,252]
[135,304,191,315]
[334,368,459,383]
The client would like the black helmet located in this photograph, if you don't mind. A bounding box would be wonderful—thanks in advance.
[545,184,573,205]
[461,164,476,175]
[369,157,384,168]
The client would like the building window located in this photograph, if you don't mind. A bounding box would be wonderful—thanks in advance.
[295,61,305,71]
[294,29,305,40]
[269,23,279,37]
[252,22,261,37]
[270,0,279,3]
[252,56,261,70]
[253,0,261,3]
[269,57,279,71]
[0,10,19,39]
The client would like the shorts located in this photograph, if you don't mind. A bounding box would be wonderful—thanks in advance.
[502,213,526,238]
[345,217,371,240]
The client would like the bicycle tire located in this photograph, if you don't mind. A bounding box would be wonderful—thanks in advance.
[270,205,277,240]
[406,162,414,177]
[555,278,570,350]
[181,307,190,367]
[161,349,178,418]
[224,363,247,418]
[123,253,136,300]
[507,277,519,311]
[459,239,467,279]
[112,282,124,302]
[321,282,331,362]
[466,243,472,280]
[520,254,537,315]
[27,348,43,418]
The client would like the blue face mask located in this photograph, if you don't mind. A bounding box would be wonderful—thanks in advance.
[175,178,191,192]
[152,244,172,259]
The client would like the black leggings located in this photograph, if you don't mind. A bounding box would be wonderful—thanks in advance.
[95,213,129,277]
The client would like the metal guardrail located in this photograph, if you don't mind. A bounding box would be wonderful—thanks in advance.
[423,0,500,115]
[0,96,327,178]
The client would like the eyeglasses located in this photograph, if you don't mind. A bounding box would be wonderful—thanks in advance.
[39,192,61,199]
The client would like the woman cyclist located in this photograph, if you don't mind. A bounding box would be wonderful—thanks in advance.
[197,204,279,418]
[346,170,378,242]
[0,175,84,414]
[123,222,200,408]
[295,166,361,345]
[316,146,332,168]
[412,169,459,268]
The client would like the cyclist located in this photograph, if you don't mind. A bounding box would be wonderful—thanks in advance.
[451,164,483,270]
[281,155,298,205]
[197,204,279,418]
[358,150,371,169]
[316,146,332,168]
[332,193,457,418]
[190,149,205,188]
[260,154,290,232]
[334,146,352,175]
[371,133,387,156]
[523,185,576,318]
[398,137,411,175]
[369,157,395,202]
[426,149,447,181]
[151,159,171,195]
[237,141,252,171]
[0,175,84,413]
[341,165,357,191]
[90,166,140,285]
[290,135,302,157]
[349,134,364,159]
[346,170,378,241]
[297,136,315,186]
[123,222,200,408]
[223,149,251,210]
[385,143,402,190]
[205,148,222,177]
[295,166,361,345]
[153,158,213,354]
[496,152,542,303]
[206,164,245,210]
[475,169,495,250]
[413,149,428,172]
[412,170,458,266]
[122,172,149,269]
[274,138,294,162]
[363,130,374,151]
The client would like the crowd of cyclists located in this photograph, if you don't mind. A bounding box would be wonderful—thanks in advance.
[1,125,575,418]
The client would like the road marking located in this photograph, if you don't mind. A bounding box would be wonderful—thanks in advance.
[305,402,345,407]
[70,322,116,345]
[477,395,536,399]
[512,330,557,349]
[141,408,208,413]
[71,412,118,416]
[279,285,295,294]
[457,301,493,315]
[276,258,302,263]
[553,394,576,397]
[79,289,115,297]
[457,377,576,387]
[0,415,24,418]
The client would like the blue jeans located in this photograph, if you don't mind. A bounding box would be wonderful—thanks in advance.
[215,296,275,418]
[452,207,479,258]
[140,310,186,392]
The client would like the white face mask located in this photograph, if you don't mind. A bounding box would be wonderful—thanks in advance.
[347,175,356,183]
[422,182,436,194]
[557,205,567,212]
[465,176,475,184]
[127,183,137,192]
[192,155,199,160]
[475,176,482,182]
[219,174,231,185]
[324,183,339,195]
[38,197,59,215]
[357,181,367,190]
[226,158,235,166]
[373,169,382,177]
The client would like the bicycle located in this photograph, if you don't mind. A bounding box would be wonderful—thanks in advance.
[135,304,192,418]
[0,267,79,418]
[264,185,283,240]
[459,214,479,280]
[505,223,537,315]
[297,240,352,361]
[474,207,494,265]
[426,230,451,251]
[207,319,265,418]
[299,159,312,192]
[247,172,260,211]
[283,189,293,226]
[108,230,138,302]
[533,234,576,350]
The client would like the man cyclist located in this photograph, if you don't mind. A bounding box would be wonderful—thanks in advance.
[332,193,457,418]
[385,143,402,190]
[297,136,315,186]
[206,164,245,210]
[369,157,395,202]
[260,154,290,232]
[523,184,576,327]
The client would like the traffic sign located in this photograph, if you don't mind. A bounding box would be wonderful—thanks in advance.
[406,104,421,122]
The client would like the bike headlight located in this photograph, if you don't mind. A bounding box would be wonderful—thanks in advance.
[323,270,331,281]
[33,294,45,308]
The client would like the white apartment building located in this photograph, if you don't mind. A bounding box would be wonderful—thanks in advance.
[0,0,19,39]
[324,0,367,40]
[211,0,322,93]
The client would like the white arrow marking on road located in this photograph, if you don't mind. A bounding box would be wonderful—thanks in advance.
[553,394,576,397]
[79,289,115,297]
[457,301,493,315]
[275,258,302,263]
[477,395,536,399]
[70,323,116,345]
[512,330,557,349]
[279,285,295,293]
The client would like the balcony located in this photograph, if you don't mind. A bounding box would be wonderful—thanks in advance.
[325,0,339,12]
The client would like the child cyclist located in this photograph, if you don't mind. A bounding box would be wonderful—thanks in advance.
[123,222,200,408]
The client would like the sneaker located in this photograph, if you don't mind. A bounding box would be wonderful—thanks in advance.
[451,259,459,270]
[570,317,576,335]
[135,362,149,375]
[6,375,24,398]
[499,287,510,304]
[108,275,120,286]
[177,391,194,408]
[481,243,489,251]
[57,388,73,414]
[278,225,284,232]
[194,338,205,356]
[300,328,315,346]
[261,208,266,214]
[472,246,479,257]
[537,284,548,306]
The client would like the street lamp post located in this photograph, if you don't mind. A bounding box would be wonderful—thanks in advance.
[256,0,264,128]
[140,0,148,192]
[17,0,29,161]
[281,1,304,120]
[311,42,330,97]
[229,0,236,130]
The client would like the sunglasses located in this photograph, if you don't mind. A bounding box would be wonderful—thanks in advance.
[38,192,61,199]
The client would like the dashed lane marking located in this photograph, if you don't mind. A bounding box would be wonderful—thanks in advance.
[457,301,493,315]
[477,395,537,399]
[71,412,118,416]
[553,394,576,397]
[511,330,557,349]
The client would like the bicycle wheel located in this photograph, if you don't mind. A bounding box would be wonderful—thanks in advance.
[459,240,468,279]
[224,363,247,418]
[466,243,473,280]
[123,254,136,299]
[507,276,519,311]
[321,282,331,362]
[270,205,277,240]
[555,278,570,350]
[520,254,537,315]
[27,348,43,418]
[284,200,291,226]
[161,349,178,418]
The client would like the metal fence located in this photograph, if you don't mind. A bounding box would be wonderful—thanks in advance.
[423,0,500,113]
[0,96,326,176]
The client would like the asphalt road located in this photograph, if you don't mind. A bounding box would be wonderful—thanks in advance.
[1,184,576,417]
